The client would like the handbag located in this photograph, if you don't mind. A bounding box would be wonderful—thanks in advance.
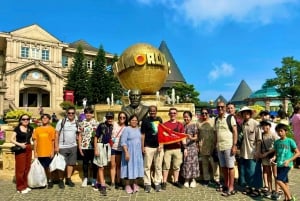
[11,128,30,153]
[10,145,23,152]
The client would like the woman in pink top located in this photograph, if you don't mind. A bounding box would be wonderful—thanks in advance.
[291,105,300,168]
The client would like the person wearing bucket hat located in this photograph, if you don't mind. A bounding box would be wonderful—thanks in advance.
[239,106,263,197]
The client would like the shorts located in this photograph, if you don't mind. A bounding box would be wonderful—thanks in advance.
[163,148,182,171]
[262,157,273,166]
[38,157,52,168]
[111,149,122,155]
[59,146,77,165]
[276,166,290,183]
[218,149,235,168]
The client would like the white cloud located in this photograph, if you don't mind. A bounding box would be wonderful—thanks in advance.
[136,0,298,27]
[208,62,234,80]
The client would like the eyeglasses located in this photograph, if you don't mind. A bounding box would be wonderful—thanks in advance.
[68,112,75,115]
[119,116,126,119]
[201,112,208,115]
[21,118,30,121]
[217,106,225,109]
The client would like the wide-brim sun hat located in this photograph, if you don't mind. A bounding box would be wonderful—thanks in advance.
[239,106,253,114]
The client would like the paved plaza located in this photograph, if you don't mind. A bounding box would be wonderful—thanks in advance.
[0,168,299,201]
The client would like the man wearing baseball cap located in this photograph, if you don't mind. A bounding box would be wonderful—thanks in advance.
[94,112,114,196]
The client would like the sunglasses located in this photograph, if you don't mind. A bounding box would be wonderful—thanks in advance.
[217,106,225,109]
[21,118,30,121]
[201,112,208,115]
[119,116,126,119]
[68,112,75,115]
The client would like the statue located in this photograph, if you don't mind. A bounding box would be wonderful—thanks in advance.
[121,89,149,122]
[106,97,110,106]
[82,98,87,108]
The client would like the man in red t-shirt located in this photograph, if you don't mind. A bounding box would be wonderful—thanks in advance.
[161,107,186,190]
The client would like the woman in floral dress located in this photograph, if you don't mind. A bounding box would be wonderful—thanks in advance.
[182,111,200,188]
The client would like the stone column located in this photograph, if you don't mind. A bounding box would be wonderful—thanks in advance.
[265,98,271,111]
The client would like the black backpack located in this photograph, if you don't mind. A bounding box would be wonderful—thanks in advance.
[215,114,243,148]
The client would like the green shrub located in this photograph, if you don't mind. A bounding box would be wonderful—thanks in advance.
[5,109,33,119]
[59,101,75,110]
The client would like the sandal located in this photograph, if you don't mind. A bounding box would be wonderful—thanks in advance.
[216,184,223,192]
[242,187,252,195]
[261,186,268,193]
[250,189,261,197]
[221,190,237,197]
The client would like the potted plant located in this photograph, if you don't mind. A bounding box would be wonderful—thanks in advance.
[4,110,33,127]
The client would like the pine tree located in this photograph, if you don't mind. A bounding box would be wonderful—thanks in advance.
[89,45,107,104]
[65,45,89,105]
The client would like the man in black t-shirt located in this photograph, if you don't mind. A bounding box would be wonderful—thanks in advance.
[141,105,163,193]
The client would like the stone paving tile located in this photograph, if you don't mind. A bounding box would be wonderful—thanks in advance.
[0,168,299,201]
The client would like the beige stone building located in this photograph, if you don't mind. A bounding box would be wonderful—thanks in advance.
[0,24,114,117]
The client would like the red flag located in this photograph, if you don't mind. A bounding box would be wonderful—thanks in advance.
[158,123,187,144]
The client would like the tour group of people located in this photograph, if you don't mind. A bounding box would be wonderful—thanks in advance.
[10,100,300,200]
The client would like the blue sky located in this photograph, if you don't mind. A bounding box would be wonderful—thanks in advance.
[1,0,300,102]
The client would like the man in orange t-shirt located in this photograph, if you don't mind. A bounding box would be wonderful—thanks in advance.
[33,113,56,188]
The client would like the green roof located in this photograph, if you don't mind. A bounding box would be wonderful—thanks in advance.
[249,87,281,98]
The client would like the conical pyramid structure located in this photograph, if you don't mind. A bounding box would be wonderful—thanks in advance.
[230,80,252,106]
[214,95,227,106]
[159,41,186,89]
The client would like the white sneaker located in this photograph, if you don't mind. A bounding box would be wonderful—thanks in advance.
[190,179,196,188]
[81,177,88,187]
[26,187,31,192]
[184,181,190,188]
[17,189,29,194]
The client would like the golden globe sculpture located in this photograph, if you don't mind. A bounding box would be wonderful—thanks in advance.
[113,43,170,94]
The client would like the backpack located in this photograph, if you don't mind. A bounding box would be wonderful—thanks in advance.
[214,114,235,133]
[59,117,79,144]
[215,114,243,148]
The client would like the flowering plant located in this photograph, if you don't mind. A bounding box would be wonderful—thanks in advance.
[5,109,33,120]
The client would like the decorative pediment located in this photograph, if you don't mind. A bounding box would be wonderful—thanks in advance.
[6,61,64,79]
[10,24,61,43]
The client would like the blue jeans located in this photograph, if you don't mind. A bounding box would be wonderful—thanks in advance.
[239,158,263,189]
